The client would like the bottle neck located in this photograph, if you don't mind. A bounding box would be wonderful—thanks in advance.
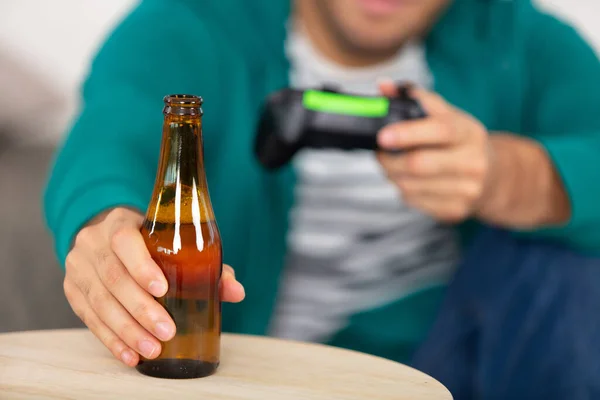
[147,113,214,226]
[156,114,207,190]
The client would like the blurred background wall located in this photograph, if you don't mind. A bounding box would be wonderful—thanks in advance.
[0,0,598,333]
[0,0,137,332]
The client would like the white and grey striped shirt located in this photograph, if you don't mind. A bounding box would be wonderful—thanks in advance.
[269,27,460,342]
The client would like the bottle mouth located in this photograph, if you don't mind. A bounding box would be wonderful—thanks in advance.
[163,94,203,116]
[164,94,203,106]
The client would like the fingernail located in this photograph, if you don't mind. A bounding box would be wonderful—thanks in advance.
[148,280,167,297]
[378,129,396,147]
[155,321,175,341]
[121,349,136,365]
[139,340,159,359]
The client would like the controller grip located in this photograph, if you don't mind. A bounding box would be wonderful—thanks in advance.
[254,89,305,169]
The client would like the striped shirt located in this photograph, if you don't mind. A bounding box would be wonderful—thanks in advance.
[269,27,460,342]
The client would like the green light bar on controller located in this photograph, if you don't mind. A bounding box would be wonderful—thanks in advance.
[303,90,389,118]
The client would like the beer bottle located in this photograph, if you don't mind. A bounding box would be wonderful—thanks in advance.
[137,94,222,379]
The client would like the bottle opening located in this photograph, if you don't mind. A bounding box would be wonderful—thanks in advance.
[165,94,203,106]
[164,94,203,116]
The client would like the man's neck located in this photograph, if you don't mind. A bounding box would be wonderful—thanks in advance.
[295,1,399,68]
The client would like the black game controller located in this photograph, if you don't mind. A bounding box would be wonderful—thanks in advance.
[254,85,426,170]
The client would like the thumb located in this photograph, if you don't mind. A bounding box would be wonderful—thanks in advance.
[220,264,245,303]
[103,207,145,238]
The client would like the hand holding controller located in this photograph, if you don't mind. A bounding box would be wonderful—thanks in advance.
[254,85,427,169]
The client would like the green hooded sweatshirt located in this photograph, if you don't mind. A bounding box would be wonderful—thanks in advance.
[44,0,600,363]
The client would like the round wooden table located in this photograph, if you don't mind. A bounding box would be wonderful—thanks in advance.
[0,329,452,399]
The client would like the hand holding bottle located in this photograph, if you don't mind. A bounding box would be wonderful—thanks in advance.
[62,207,245,368]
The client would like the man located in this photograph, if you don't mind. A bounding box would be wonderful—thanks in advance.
[45,0,600,398]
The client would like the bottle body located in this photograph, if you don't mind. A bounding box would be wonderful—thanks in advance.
[136,95,222,379]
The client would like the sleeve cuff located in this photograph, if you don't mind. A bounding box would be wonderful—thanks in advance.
[53,182,149,267]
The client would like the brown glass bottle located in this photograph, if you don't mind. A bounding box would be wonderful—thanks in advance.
[137,95,222,379]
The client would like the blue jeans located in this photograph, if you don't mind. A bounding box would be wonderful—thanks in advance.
[411,227,600,400]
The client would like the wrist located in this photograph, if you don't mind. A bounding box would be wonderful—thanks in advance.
[473,134,507,221]
[473,133,570,228]
[535,144,571,225]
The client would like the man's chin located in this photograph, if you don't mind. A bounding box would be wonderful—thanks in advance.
[339,32,409,60]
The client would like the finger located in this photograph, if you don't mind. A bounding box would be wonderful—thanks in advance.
[377,148,481,178]
[395,176,482,199]
[94,249,176,342]
[220,264,245,303]
[83,276,162,360]
[403,194,471,223]
[111,226,168,298]
[378,118,460,150]
[64,278,139,367]
[410,87,453,115]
